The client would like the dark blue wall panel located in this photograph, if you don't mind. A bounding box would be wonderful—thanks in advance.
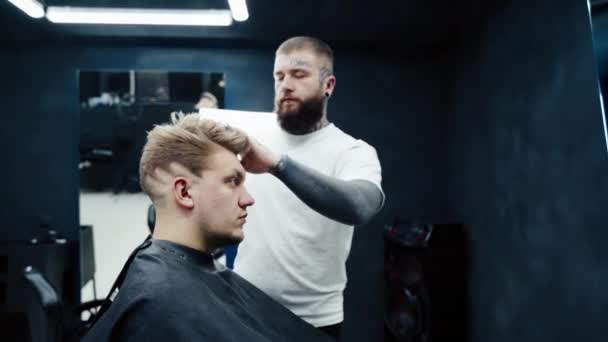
[448,0,608,341]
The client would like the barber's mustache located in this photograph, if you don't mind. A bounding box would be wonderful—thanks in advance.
[278,97,300,103]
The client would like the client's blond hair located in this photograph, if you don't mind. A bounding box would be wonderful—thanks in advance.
[139,112,249,200]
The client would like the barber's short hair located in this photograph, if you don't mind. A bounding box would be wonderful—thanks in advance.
[139,112,249,199]
[276,36,334,74]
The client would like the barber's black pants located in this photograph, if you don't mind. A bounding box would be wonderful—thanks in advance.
[318,323,342,340]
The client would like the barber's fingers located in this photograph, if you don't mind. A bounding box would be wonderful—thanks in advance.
[241,138,279,174]
[241,153,268,174]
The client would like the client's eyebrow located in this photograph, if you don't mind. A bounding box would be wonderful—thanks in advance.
[227,169,245,181]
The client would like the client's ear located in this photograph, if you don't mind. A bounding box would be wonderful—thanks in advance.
[173,178,194,209]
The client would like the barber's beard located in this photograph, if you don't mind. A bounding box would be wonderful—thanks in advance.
[275,95,326,135]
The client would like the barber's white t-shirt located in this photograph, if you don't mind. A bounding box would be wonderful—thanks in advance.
[199,109,384,327]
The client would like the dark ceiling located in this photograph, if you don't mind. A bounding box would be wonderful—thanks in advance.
[0,0,505,49]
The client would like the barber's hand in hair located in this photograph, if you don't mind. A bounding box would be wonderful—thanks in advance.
[241,138,280,174]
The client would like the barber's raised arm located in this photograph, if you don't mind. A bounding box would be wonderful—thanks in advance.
[241,139,384,226]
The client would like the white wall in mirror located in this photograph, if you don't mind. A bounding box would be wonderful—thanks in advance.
[80,192,151,302]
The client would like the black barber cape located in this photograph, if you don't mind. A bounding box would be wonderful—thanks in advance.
[83,239,332,342]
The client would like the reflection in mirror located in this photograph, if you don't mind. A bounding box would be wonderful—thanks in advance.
[78,70,225,303]
[589,0,608,153]
[79,70,225,193]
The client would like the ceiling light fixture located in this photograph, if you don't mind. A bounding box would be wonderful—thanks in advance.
[8,0,45,19]
[45,7,233,26]
[227,0,249,22]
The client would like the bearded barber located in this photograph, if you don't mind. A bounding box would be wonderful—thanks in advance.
[228,36,385,340]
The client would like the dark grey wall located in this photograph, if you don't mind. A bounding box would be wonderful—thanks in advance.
[337,52,450,342]
[0,42,450,341]
[448,0,608,341]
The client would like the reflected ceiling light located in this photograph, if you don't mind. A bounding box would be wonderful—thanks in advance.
[8,0,45,19]
[45,7,233,26]
[227,0,249,22]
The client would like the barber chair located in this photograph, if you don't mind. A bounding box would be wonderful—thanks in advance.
[0,231,80,342]
[22,266,62,342]
[147,204,156,234]
[0,223,108,342]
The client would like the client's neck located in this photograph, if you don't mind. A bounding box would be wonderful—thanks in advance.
[152,212,210,253]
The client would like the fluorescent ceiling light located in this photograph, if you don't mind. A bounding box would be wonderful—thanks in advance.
[227,0,249,22]
[8,0,45,19]
[45,7,233,26]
